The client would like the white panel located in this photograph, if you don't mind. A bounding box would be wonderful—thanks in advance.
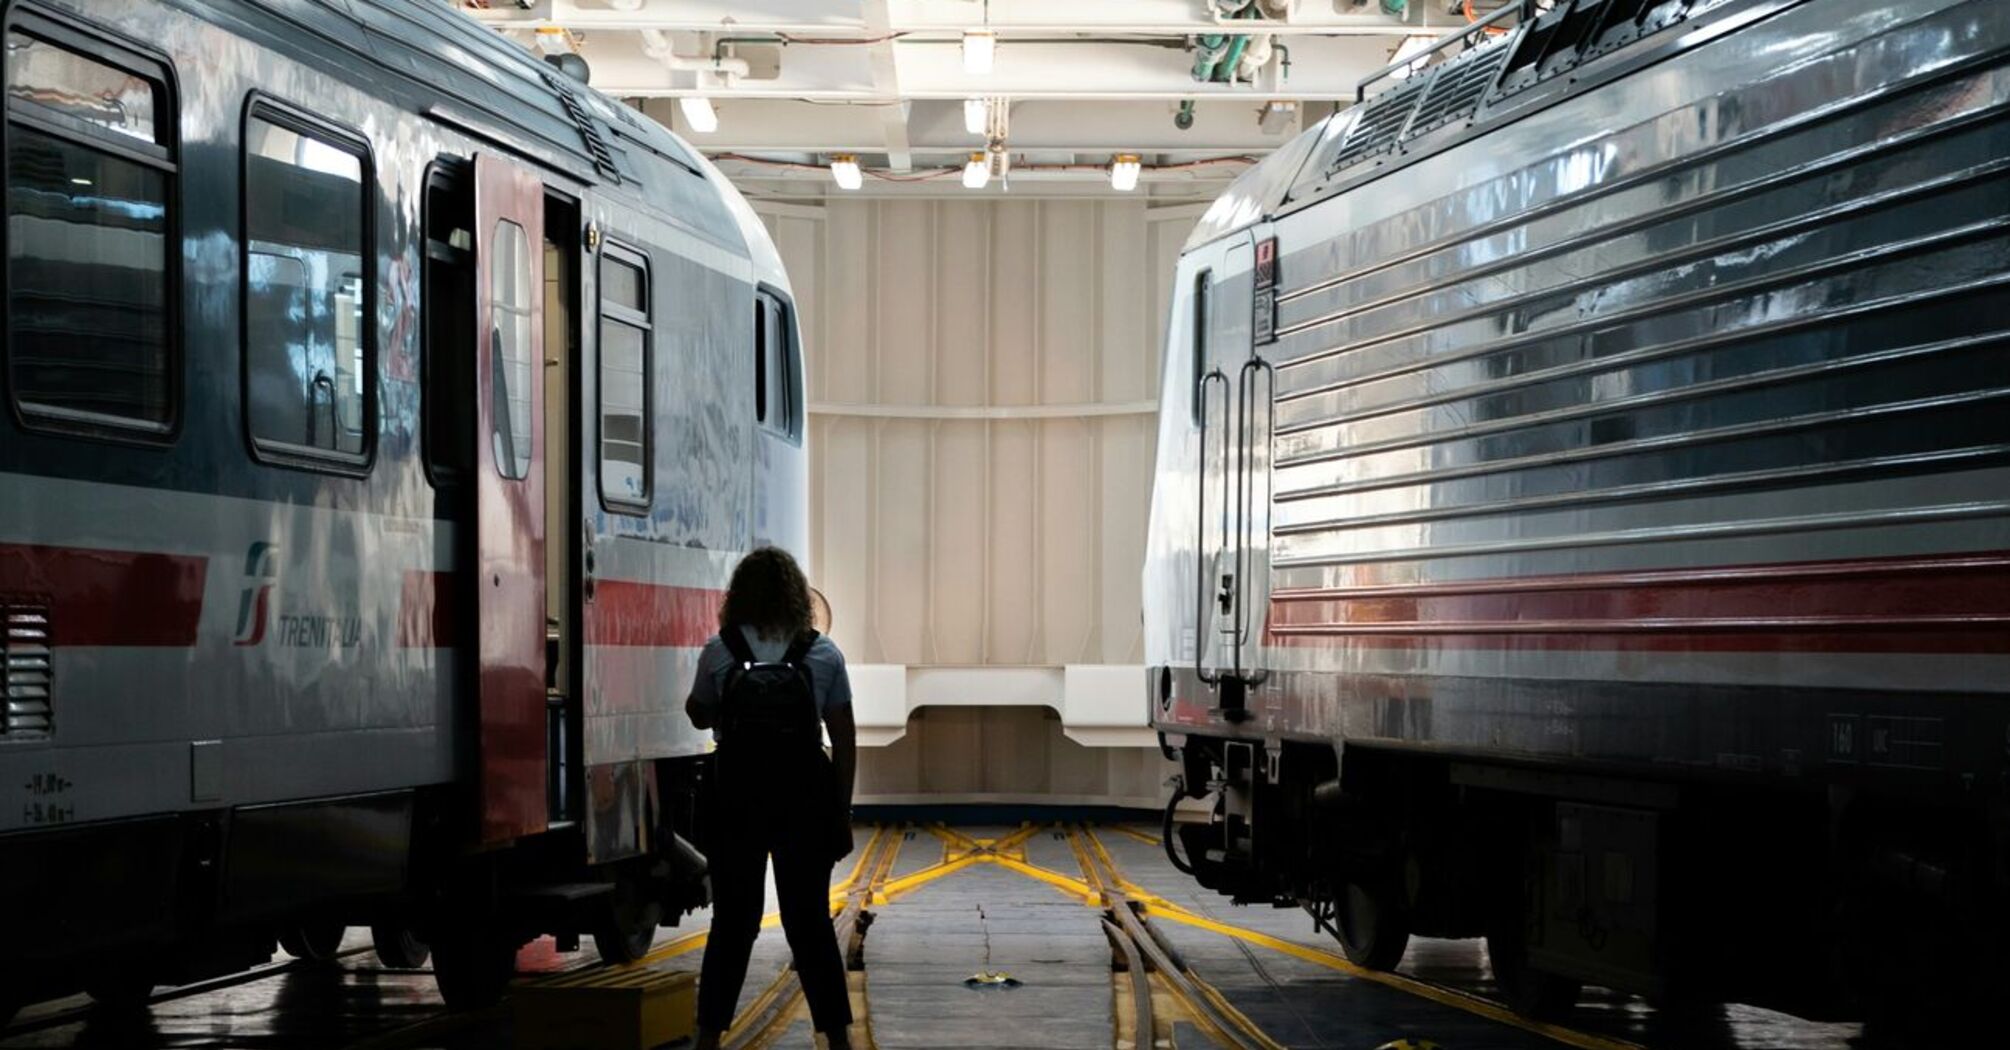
[752,196,1196,801]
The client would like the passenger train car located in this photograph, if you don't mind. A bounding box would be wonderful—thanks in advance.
[1145,0,2010,1022]
[0,0,807,1017]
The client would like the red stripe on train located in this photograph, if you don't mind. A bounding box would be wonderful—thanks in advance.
[396,572,720,648]
[0,542,206,646]
[585,580,721,648]
[1266,550,2010,653]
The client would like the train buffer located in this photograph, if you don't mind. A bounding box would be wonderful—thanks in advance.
[512,965,696,1050]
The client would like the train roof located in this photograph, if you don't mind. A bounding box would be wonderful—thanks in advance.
[1183,0,1736,255]
[272,0,757,260]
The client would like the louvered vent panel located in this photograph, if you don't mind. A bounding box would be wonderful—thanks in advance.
[1405,40,1513,139]
[543,73,623,184]
[3,603,52,738]
[1324,80,1428,178]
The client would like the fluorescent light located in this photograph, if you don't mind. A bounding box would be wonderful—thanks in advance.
[964,97,989,136]
[1109,154,1141,192]
[1388,36,1436,81]
[679,96,718,134]
[829,154,863,191]
[962,152,990,189]
[963,30,995,75]
[69,176,93,186]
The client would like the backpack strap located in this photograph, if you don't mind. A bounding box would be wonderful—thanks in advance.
[781,629,820,667]
[719,625,758,667]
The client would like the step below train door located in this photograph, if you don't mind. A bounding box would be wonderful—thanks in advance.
[1193,232,1274,717]
[472,153,548,843]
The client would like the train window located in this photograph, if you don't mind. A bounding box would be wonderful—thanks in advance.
[489,219,534,480]
[244,108,370,465]
[1191,270,1212,424]
[422,165,474,481]
[4,21,174,432]
[598,245,650,510]
[754,288,799,442]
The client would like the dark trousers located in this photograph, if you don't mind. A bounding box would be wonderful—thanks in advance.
[695,748,851,1035]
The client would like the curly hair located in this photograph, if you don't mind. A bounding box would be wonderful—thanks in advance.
[717,546,815,638]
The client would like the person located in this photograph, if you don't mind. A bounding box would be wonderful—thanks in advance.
[686,547,857,1050]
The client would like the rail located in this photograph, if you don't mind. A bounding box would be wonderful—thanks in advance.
[1356,0,1532,101]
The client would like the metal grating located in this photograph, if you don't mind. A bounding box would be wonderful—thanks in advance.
[1324,78,1428,179]
[1405,38,1514,140]
[3,603,52,738]
[542,72,623,184]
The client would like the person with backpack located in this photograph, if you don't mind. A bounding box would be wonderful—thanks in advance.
[686,546,857,1050]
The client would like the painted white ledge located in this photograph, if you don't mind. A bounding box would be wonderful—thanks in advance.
[810,401,1157,420]
[848,663,1153,748]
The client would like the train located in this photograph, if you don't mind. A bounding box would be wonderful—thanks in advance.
[1144,0,2010,1024]
[0,0,807,1019]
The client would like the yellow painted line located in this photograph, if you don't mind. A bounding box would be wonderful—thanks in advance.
[1104,823,1162,847]
[832,825,889,895]
[1186,970,1290,1050]
[929,824,981,850]
[991,822,1045,852]
[1138,904,1643,1050]
[990,855,1101,904]
[875,854,983,903]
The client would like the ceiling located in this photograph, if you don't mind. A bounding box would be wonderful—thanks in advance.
[465,1,1488,197]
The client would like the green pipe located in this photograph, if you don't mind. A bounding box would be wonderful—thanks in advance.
[1218,33,1250,83]
[1192,32,1229,81]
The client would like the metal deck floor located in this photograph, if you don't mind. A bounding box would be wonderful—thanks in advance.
[0,822,1875,1050]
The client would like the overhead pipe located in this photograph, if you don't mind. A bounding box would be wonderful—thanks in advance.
[638,28,751,78]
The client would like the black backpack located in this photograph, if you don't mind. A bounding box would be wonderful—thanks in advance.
[718,627,822,745]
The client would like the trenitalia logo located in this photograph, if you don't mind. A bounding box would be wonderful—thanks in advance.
[232,542,278,647]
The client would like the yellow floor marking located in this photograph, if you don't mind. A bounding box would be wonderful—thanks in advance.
[990,854,1101,904]
[832,826,890,895]
[1106,824,1163,847]
[1139,905,1643,1050]
[874,853,983,903]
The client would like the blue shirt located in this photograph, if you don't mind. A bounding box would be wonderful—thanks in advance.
[687,627,852,741]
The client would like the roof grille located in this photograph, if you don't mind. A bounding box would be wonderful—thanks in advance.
[1322,78,1427,179]
[542,72,623,184]
[3,603,52,738]
[1406,38,1513,139]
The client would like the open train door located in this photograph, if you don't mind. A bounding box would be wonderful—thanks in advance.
[472,153,548,843]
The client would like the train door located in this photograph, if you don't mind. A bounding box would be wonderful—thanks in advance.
[472,154,548,843]
[1193,233,1273,709]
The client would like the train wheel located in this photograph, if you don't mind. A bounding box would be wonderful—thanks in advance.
[1333,880,1409,971]
[279,922,347,963]
[1484,925,1579,1020]
[83,968,156,1012]
[371,925,431,969]
[431,927,516,1010]
[592,875,663,965]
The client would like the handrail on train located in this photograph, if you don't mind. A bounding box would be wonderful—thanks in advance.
[1355,0,1534,102]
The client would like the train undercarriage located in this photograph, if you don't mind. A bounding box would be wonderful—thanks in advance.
[0,756,716,1022]
[1162,731,2010,1029]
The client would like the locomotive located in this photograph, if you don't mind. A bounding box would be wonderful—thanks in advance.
[1144,0,2010,1023]
[0,0,806,1017]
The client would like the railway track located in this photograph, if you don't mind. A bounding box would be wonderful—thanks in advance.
[9,822,1671,1050]
[722,824,905,1050]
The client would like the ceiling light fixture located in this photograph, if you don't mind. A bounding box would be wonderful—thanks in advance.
[964,97,989,136]
[1109,154,1141,192]
[829,154,863,191]
[962,151,990,189]
[963,30,996,74]
[678,96,719,134]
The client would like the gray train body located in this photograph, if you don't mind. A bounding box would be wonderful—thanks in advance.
[1144,0,2010,1020]
[0,0,807,1013]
